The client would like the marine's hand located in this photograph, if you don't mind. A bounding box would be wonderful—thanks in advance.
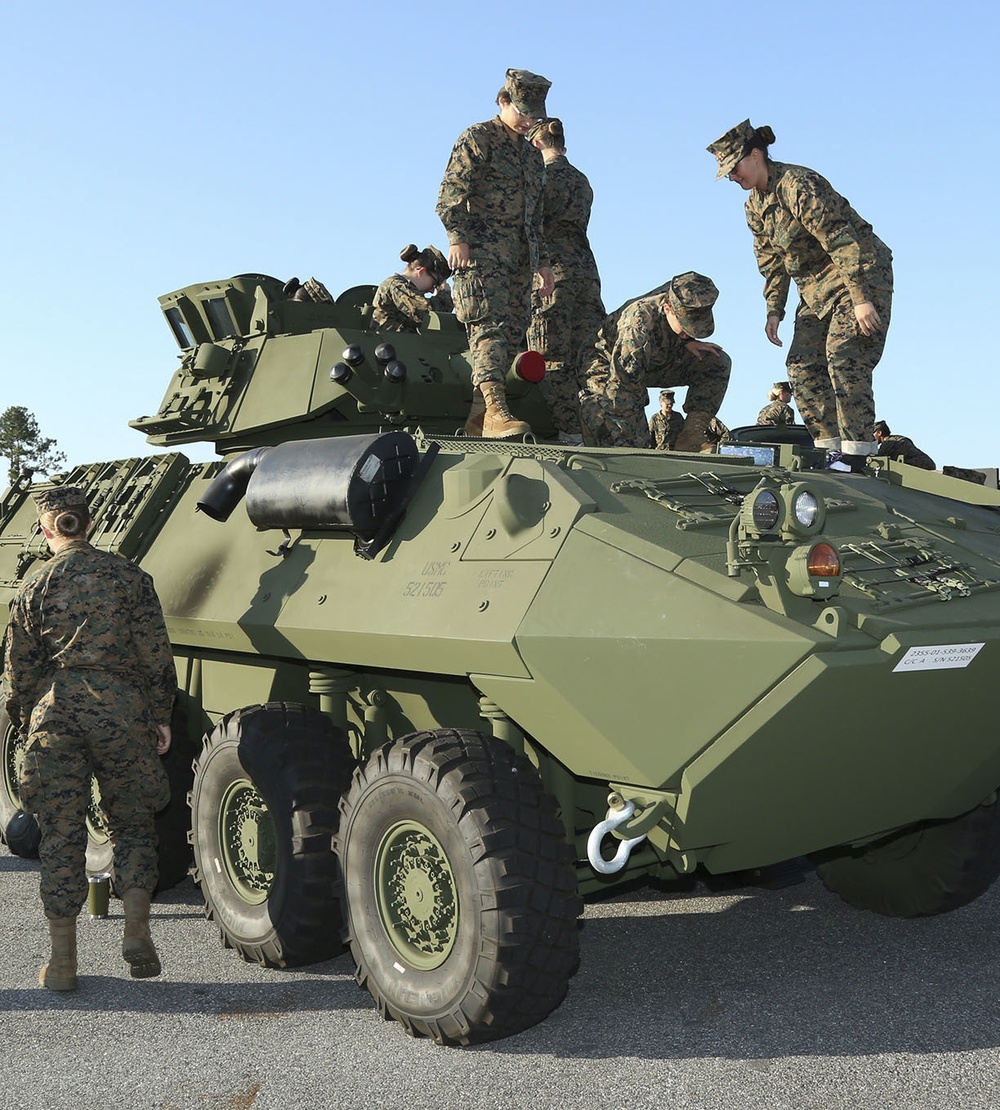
[765,315,783,347]
[854,301,882,336]
[537,266,554,298]
[155,724,172,755]
[449,243,471,270]
[684,340,723,361]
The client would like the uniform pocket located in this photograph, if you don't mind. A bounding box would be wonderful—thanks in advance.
[452,269,492,325]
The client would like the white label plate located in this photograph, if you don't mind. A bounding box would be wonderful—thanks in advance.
[892,643,985,673]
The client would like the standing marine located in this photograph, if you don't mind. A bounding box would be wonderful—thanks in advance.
[371,244,452,333]
[437,68,554,439]
[756,381,796,426]
[525,117,606,443]
[648,389,685,450]
[577,272,732,450]
[3,487,176,991]
[708,120,892,471]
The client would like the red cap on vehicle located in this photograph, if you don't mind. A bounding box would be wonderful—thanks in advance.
[515,351,546,383]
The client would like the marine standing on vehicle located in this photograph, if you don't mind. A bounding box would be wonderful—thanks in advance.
[3,487,176,990]
[708,120,892,471]
[437,68,554,439]
[525,117,605,443]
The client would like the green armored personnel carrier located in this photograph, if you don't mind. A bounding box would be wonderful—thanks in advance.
[2,273,1000,1045]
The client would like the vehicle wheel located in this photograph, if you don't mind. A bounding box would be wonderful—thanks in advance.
[813,795,1000,917]
[336,728,582,1046]
[0,706,40,858]
[190,701,355,967]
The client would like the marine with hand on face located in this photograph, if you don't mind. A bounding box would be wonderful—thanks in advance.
[437,67,554,440]
[372,243,453,333]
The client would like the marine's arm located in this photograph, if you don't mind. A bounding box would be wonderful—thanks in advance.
[746,201,790,346]
[437,127,487,267]
[3,590,48,734]
[131,571,176,747]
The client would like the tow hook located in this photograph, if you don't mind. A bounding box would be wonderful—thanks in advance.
[587,797,647,875]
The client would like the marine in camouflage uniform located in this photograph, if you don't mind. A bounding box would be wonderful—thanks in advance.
[756,399,795,426]
[4,490,175,922]
[873,421,935,470]
[371,244,452,333]
[436,70,551,392]
[578,273,732,449]
[371,273,434,333]
[648,390,685,450]
[525,119,606,439]
[709,120,892,460]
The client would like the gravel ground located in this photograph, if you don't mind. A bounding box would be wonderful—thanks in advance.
[2,843,1000,1110]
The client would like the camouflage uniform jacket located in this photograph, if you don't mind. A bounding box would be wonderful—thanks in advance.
[539,155,600,282]
[745,160,892,321]
[436,117,549,271]
[585,294,690,390]
[756,400,795,426]
[371,273,430,333]
[875,435,935,470]
[4,542,176,735]
[649,409,685,450]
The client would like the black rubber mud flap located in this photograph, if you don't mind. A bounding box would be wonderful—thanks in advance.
[336,728,582,1045]
[190,701,356,967]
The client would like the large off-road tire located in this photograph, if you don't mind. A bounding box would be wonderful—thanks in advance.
[813,795,1000,917]
[190,701,355,968]
[0,706,40,857]
[335,728,582,1046]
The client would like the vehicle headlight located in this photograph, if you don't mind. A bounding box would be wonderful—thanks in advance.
[779,483,826,537]
[742,489,782,536]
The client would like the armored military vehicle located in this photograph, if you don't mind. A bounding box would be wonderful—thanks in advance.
[2,273,1000,1046]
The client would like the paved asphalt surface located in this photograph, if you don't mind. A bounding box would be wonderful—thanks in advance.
[3,843,1000,1110]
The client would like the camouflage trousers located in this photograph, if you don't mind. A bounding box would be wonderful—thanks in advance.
[786,285,892,450]
[527,275,605,437]
[579,346,732,449]
[452,251,533,388]
[19,673,170,917]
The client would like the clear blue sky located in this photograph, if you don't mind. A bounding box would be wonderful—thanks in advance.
[2,0,997,474]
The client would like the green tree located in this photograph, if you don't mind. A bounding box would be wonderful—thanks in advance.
[0,406,67,484]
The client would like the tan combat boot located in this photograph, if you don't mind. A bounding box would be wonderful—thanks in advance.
[121,887,162,979]
[480,381,531,439]
[464,387,486,437]
[673,411,712,453]
[40,914,78,991]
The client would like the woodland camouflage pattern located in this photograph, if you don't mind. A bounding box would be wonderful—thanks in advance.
[648,408,685,449]
[437,117,548,387]
[875,434,936,470]
[578,292,732,448]
[371,273,432,333]
[4,542,175,917]
[744,159,893,447]
[756,399,795,426]
[527,153,605,437]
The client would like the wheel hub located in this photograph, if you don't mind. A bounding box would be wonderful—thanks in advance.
[376,820,457,969]
[219,779,276,904]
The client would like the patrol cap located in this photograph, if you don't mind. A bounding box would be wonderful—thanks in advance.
[422,244,451,284]
[774,381,792,393]
[707,118,755,179]
[666,272,718,339]
[504,68,551,119]
[33,486,89,515]
[659,390,675,401]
